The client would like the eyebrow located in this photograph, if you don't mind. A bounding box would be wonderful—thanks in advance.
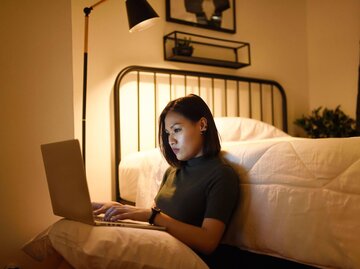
[165,122,182,132]
[170,123,181,129]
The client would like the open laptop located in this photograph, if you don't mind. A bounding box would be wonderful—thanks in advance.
[41,139,165,231]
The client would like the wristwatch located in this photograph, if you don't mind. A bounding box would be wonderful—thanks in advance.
[148,207,161,225]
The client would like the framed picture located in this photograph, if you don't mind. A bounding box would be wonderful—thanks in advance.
[166,0,236,34]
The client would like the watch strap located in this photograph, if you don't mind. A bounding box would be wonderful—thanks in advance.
[148,207,161,225]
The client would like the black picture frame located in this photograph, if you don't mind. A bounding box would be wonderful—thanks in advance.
[166,0,236,34]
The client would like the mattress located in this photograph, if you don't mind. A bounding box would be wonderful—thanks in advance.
[118,136,360,268]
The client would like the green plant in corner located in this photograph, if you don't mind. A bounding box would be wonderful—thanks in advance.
[294,106,358,138]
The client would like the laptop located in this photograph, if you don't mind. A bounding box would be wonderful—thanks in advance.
[41,139,165,231]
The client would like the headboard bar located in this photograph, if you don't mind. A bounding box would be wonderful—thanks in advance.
[260,84,263,121]
[271,85,275,125]
[115,65,289,89]
[249,82,252,118]
[114,65,287,202]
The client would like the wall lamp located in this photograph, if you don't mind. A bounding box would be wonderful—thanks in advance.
[82,0,159,165]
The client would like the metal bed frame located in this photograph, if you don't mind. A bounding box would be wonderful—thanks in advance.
[114,65,287,202]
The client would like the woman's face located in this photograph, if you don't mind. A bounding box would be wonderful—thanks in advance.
[164,111,206,161]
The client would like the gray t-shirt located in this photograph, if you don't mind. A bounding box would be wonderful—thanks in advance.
[155,155,239,227]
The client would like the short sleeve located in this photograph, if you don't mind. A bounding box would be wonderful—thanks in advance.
[204,165,239,225]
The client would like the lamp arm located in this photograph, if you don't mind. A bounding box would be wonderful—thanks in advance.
[90,0,109,9]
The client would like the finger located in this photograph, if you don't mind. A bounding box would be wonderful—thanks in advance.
[105,206,130,221]
[110,212,131,222]
[93,208,103,216]
[94,205,109,215]
[104,207,119,221]
[92,202,102,210]
[103,208,113,220]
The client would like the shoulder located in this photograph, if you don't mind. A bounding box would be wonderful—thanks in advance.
[204,157,239,195]
[213,157,239,183]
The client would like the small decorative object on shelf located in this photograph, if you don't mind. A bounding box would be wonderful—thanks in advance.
[163,31,251,69]
[173,37,194,56]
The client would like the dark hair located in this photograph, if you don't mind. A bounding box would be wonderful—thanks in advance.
[158,94,221,167]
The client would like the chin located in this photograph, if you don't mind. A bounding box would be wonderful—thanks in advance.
[176,154,187,161]
[176,156,185,161]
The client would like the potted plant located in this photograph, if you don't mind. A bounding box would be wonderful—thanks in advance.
[172,37,194,57]
[294,105,358,138]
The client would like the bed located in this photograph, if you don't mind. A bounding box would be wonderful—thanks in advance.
[24,66,360,269]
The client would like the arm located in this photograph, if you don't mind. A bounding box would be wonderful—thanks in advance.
[155,213,225,255]
[92,202,225,255]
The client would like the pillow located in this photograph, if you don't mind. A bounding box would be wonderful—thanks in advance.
[214,117,289,142]
[24,219,208,269]
[119,148,168,204]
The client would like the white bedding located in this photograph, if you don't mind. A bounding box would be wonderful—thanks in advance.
[23,219,209,269]
[119,117,290,203]
[119,136,360,268]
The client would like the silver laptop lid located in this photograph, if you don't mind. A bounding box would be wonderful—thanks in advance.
[41,139,94,225]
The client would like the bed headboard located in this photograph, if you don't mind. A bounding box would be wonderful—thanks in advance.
[114,65,287,201]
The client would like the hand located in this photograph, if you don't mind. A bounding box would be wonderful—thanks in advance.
[92,201,121,216]
[92,201,151,222]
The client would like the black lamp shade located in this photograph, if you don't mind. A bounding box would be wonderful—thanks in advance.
[126,0,159,32]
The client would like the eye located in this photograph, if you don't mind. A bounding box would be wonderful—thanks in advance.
[174,127,181,133]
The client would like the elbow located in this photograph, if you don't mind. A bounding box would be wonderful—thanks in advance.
[197,240,219,255]
[201,247,217,256]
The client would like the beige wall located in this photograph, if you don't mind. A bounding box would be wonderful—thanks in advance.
[71,0,359,203]
[0,0,74,268]
[307,0,360,114]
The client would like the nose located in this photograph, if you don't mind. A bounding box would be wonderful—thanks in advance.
[168,133,176,145]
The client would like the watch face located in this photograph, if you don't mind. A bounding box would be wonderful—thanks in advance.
[153,207,161,213]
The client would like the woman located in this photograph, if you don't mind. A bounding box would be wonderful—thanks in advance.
[93,94,239,267]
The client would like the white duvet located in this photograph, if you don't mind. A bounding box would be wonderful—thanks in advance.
[120,116,291,204]
[119,136,360,269]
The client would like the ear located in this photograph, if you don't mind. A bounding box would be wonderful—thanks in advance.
[199,117,208,132]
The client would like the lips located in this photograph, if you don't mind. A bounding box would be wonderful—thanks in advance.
[172,148,179,155]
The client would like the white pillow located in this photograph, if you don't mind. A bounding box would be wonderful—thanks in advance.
[23,219,208,269]
[214,117,289,142]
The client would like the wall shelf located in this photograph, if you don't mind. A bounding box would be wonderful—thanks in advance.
[163,31,251,69]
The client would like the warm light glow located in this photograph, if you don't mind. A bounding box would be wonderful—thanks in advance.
[129,17,159,33]
[117,71,286,158]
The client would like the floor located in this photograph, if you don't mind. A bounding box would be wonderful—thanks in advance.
[237,249,318,269]
[202,245,318,269]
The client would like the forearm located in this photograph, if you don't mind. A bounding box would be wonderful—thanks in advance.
[93,202,224,254]
[154,212,223,255]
